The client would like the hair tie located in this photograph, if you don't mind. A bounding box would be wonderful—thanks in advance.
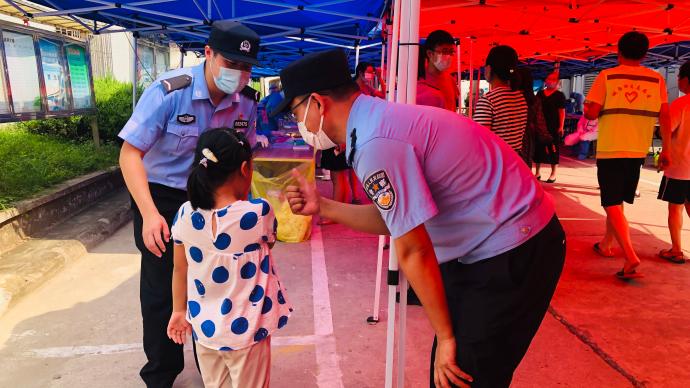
[200,148,218,168]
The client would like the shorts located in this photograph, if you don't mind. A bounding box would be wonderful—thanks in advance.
[596,158,644,207]
[658,176,690,205]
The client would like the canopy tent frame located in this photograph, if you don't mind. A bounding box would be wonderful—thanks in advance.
[22,0,389,76]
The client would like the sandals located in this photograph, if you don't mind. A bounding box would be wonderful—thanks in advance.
[616,268,644,280]
[535,175,542,181]
[658,249,686,264]
[545,178,557,184]
[593,242,614,258]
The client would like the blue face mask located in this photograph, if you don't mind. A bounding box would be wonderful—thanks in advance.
[213,58,250,95]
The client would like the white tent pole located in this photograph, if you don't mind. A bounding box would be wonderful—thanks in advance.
[395,0,409,106]
[404,0,419,105]
[355,43,360,67]
[385,0,402,385]
[386,0,401,104]
[132,34,138,109]
[456,38,461,114]
[369,28,388,326]
[397,1,419,386]
[474,66,480,108]
[368,235,385,324]
[468,38,474,117]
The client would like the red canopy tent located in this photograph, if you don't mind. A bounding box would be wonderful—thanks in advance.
[420,0,690,69]
[380,3,690,387]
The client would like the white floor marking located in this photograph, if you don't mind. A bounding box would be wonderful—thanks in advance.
[309,224,344,388]
[24,334,333,359]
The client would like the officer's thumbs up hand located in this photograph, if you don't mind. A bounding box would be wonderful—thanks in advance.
[286,169,320,216]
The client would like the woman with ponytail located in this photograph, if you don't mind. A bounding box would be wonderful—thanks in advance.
[167,128,292,387]
[473,45,529,154]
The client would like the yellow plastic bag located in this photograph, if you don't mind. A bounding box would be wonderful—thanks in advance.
[251,158,314,242]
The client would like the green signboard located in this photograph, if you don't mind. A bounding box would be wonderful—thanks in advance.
[65,43,93,109]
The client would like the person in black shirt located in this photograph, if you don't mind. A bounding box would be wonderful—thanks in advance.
[534,72,566,183]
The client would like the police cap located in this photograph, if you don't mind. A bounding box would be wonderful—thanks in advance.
[208,20,260,66]
[272,49,354,116]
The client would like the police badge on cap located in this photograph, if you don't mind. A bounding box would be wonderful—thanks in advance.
[208,21,260,65]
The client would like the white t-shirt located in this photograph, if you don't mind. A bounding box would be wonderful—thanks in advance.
[665,94,690,180]
[171,198,292,351]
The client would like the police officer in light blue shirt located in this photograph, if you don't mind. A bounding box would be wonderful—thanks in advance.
[280,49,566,388]
[118,21,264,388]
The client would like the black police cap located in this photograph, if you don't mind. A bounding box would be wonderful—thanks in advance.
[272,49,354,116]
[208,21,260,66]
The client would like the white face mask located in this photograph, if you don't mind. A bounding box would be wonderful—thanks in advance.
[297,96,337,151]
[364,73,375,82]
[433,54,453,72]
[213,58,250,95]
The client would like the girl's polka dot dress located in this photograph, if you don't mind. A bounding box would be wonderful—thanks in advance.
[171,198,292,351]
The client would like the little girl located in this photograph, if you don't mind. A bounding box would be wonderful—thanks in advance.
[167,128,292,388]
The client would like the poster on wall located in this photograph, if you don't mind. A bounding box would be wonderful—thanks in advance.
[3,30,42,113]
[65,43,93,109]
[138,45,154,87]
[0,68,10,115]
[39,38,69,111]
[155,48,168,78]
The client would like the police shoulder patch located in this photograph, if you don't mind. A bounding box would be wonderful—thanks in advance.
[240,85,260,102]
[160,74,192,94]
[364,170,396,211]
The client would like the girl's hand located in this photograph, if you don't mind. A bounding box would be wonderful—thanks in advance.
[167,311,192,345]
[434,337,473,388]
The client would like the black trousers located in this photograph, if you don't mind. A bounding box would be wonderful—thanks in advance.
[430,216,566,388]
[132,184,187,388]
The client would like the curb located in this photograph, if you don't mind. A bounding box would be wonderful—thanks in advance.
[0,189,132,317]
[0,167,124,256]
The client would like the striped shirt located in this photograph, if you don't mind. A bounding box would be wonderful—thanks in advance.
[473,87,528,152]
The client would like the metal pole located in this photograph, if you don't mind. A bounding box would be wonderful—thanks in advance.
[404,0,420,105]
[369,27,388,326]
[386,0,401,104]
[368,235,385,324]
[132,34,138,109]
[385,0,402,385]
[355,43,360,67]
[456,38,461,114]
[180,49,185,68]
[475,67,480,109]
[468,39,474,117]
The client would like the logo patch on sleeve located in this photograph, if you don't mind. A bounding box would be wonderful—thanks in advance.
[364,170,396,211]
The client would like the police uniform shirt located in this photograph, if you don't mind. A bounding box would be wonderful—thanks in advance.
[346,95,556,264]
[118,62,258,190]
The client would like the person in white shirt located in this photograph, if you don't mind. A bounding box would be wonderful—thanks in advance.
[657,61,690,264]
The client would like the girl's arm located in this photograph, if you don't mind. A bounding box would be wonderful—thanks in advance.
[168,243,191,344]
[171,243,188,312]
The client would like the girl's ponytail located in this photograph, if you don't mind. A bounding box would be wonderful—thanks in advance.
[187,164,215,210]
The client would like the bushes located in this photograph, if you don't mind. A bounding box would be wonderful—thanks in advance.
[0,129,119,208]
[15,78,142,143]
[94,77,143,142]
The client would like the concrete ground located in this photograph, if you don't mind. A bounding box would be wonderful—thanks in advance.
[0,156,688,387]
